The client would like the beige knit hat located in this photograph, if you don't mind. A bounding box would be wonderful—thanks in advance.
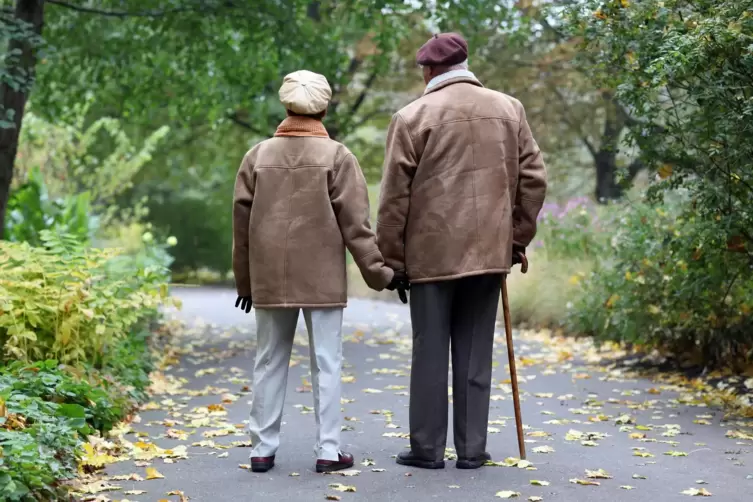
[279,70,332,115]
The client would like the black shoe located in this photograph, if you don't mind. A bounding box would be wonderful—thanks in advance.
[456,452,491,469]
[251,456,275,473]
[396,451,445,469]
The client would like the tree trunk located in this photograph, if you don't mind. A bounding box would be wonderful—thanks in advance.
[0,0,45,239]
[594,151,622,202]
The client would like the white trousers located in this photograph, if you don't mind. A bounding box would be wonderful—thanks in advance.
[248,307,344,461]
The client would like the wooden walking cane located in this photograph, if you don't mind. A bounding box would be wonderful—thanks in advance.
[502,252,528,460]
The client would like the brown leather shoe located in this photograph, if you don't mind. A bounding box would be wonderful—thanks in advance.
[316,452,355,473]
[251,456,275,473]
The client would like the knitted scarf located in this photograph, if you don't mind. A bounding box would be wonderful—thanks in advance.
[274,116,329,138]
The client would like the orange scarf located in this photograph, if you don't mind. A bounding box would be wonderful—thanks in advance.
[274,116,329,137]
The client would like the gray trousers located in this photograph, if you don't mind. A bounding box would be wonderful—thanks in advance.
[248,307,343,461]
[409,273,502,461]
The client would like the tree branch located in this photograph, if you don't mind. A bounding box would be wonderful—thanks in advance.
[552,87,597,157]
[228,111,271,137]
[45,0,207,18]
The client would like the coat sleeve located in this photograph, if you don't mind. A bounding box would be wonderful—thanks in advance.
[513,104,548,248]
[330,152,394,291]
[232,152,255,296]
[376,112,417,273]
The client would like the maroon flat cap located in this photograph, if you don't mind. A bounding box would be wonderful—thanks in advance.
[416,32,468,66]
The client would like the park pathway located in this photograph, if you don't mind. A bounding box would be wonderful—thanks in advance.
[84,287,752,501]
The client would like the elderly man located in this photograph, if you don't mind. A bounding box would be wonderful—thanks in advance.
[377,33,547,469]
[233,70,395,474]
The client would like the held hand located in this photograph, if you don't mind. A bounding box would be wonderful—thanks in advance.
[386,271,410,304]
[235,295,252,313]
[511,246,529,274]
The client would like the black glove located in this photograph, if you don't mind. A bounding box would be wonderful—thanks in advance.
[235,295,252,313]
[512,245,526,265]
[386,271,410,304]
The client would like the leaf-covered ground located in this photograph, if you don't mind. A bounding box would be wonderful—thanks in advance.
[73,288,753,501]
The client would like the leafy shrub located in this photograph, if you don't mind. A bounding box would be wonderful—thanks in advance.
[567,200,753,366]
[0,231,171,365]
[0,330,155,501]
[4,166,94,245]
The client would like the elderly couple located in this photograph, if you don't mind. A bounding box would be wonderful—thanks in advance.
[232,33,547,474]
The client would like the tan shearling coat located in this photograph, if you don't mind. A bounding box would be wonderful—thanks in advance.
[233,117,393,307]
[377,76,548,283]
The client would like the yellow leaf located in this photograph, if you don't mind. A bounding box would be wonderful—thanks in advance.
[530,480,550,486]
[681,488,712,496]
[328,483,356,492]
[167,490,189,502]
[606,294,620,308]
[146,467,165,480]
[586,469,613,479]
[658,164,673,179]
[570,478,600,486]
[496,491,521,499]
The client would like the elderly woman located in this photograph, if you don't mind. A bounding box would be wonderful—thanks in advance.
[232,70,396,473]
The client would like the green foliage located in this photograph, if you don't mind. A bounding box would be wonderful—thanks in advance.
[0,331,155,502]
[0,231,171,365]
[4,166,93,245]
[567,199,753,366]
[16,106,169,229]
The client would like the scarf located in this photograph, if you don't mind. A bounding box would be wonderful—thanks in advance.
[425,69,479,90]
[274,116,329,138]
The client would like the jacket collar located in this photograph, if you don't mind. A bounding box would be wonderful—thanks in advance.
[424,71,483,95]
[274,116,329,138]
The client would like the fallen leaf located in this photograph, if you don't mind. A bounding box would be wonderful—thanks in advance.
[76,481,122,494]
[109,474,144,481]
[329,469,360,477]
[530,480,550,486]
[167,490,189,502]
[372,468,386,472]
[448,485,460,488]
[620,485,635,490]
[361,458,376,466]
[496,491,521,499]
[633,451,654,458]
[632,474,647,479]
[696,480,708,484]
[328,483,356,492]
[146,467,164,480]
[124,490,148,495]
[325,496,341,501]
[570,478,600,486]
[681,488,712,496]
[362,388,383,394]
[586,469,613,479]
[532,445,555,454]
[217,452,229,458]
[664,451,688,457]
[528,498,543,502]
[290,472,300,477]
[239,464,250,470]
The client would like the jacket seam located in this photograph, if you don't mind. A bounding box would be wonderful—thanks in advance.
[352,248,380,262]
[376,221,404,228]
[415,116,519,136]
[395,113,418,159]
[255,164,329,169]
[410,269,510,283]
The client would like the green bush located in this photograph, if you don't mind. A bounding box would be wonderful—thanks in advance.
[0,231,171,365]
[5,166,94,246]
[567,200,753,366]
[0,331,155,501]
